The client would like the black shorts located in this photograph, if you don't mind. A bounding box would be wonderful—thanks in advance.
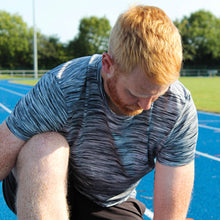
[3,172,146,220]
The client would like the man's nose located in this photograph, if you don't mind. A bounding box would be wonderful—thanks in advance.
[137,97,153,110]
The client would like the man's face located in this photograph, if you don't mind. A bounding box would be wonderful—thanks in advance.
[106,74,143,116]
[105,67,170,116]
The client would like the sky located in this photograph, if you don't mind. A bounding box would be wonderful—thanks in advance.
[1,0,220,44]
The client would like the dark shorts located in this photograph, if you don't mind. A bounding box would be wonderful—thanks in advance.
[3,172,146,220]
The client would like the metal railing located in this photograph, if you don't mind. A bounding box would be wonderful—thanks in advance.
[0,69,220,78]
[180,69,220,77]
[0,70,49,78]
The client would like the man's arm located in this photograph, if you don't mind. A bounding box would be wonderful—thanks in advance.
[153,160,194,220]
[0,121,25,181]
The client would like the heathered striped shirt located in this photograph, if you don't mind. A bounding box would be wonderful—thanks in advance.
[6,54,198,207]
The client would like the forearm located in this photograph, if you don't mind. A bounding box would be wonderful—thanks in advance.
[153,161,194,220]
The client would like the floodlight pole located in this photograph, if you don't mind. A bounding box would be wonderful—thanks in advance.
[33,0,38,79]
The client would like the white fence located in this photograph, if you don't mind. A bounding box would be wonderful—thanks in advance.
[180,69,219,77]
[0,69,220,78]
[0,70,49,78]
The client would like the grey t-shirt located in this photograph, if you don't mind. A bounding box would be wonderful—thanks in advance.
[6,54,198,207]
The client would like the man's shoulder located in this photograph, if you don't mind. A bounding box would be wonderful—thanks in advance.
[40,54,102,89]
[52,56,94,80]
[156,80,193,112]
[152,80,196,129]
[168,80,192,102]
[44,54,101,80]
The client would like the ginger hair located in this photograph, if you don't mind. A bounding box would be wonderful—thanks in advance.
[108,5,183,85]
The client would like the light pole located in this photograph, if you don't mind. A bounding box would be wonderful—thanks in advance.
[33,0,38,79]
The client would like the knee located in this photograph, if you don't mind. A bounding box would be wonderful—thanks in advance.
[15,132,69,179]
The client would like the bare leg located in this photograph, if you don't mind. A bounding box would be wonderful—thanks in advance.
[14,132,69,220]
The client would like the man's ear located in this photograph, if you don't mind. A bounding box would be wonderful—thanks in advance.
[102,52,114,77]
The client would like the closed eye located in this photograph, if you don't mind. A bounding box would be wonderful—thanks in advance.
[126,89,139,100]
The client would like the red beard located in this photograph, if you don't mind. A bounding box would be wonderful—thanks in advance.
[106,75,143,116]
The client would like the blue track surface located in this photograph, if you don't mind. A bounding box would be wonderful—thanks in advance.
[0,79,219,220]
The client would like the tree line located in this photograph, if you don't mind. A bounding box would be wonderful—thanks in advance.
[0,9,219,70]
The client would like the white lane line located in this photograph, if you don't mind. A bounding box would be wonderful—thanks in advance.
[0,103,12,113]
[199,124,220,132]
[198,111,220,117]
[144,208,154,219]
[199,120,220,123]
[0,86,24,97]
[196,151,220,162]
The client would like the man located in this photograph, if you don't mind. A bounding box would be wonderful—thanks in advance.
[0,5,198,220]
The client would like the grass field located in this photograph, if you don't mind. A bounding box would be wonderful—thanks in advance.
[180,77,220,113]
[1,76,220,113]
[9,79,39,86]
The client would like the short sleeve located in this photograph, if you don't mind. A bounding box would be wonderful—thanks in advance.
[156,94,198,166]
[6,72,68,141]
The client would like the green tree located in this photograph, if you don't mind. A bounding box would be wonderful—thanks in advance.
[175,10,220,66]
[67,16,111,58]
[0,11,32,69]
[0,10,67,70]
[37,34,67,69]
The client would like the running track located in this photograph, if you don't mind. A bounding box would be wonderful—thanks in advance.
[0,79,219,220]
